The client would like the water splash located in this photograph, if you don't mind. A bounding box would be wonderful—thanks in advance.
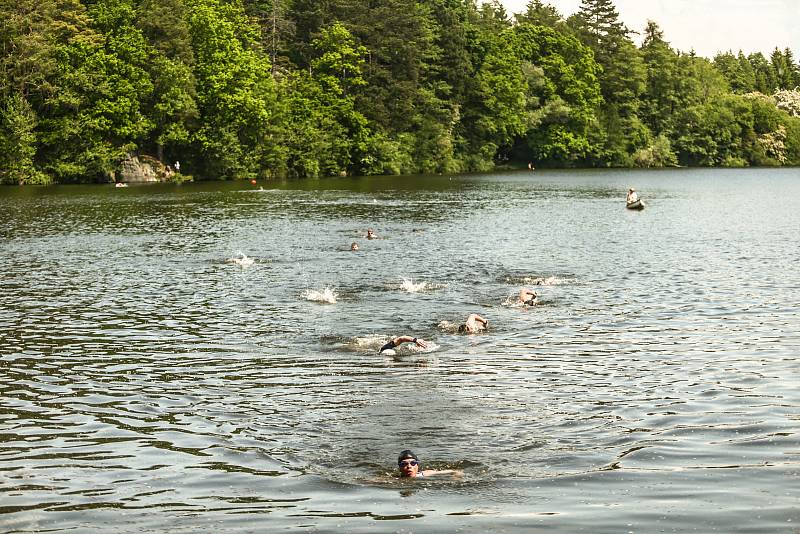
[352,334,388,351]
[437,320,461,333]
[501,293,538,308]
[401,277,427,292]
[227,252,255,267]
[504,275,565,286]
[304,287,338,304]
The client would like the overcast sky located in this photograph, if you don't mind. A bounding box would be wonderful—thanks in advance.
[496,0,800,58]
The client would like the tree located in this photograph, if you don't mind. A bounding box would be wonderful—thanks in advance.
[771,47,797,90]
[713,50,755,93]
[311,21,367,97]
[243,0,295,75]
[640,20,679,135]
[514,0,565,29]
[512,23,602,164]
[569,0,647,165]
[748,52,777,94]
[136,0,194,64]
[186,0,279,179]
[0,93,46,184]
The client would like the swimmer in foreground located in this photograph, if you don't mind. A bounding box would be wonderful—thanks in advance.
[379,336,428,354]
[397,450,462,478]
[350,242,359,251]
[458,313,488,333]
[519,288,538,306]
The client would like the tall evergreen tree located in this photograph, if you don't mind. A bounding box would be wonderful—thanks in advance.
[640,20,679,135]
[714,51,756,93]
[514,0,564,29]
[569,0,647,164]
[771,48,796,90]
[748,52,777,94]
[243,0,295,75]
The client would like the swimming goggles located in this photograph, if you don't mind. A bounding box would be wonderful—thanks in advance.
[398,459,419,467]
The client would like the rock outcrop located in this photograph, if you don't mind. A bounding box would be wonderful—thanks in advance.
[117,154,176,183]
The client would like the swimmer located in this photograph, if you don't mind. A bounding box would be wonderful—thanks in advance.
[458,313,488,333]
[350,242,359,251]
[519,288,537,306]
[366,228,377,240]
[378,336,427,354]
[397,450,462,478]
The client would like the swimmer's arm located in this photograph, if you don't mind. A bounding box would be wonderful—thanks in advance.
[394,335,428,348]
[420,469,463,478]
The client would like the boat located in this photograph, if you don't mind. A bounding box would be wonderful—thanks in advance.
[626,199,645,210]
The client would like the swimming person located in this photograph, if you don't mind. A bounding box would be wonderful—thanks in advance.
[350,242,359,251]
[397,450,462,478]
[366,228,377,240]
[379,336,428,354]
[458,314,488,333]
[519,288,538,306]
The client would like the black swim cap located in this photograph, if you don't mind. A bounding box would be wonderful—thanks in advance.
[398,450,419,463]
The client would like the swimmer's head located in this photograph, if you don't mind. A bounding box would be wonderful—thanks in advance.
[350,242,359,251]
[458,324,467,333]
[398,450,420,477]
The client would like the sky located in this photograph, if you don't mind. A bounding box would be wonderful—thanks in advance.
[496,0,800,58]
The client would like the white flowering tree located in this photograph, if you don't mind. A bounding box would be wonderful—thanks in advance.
[774,88,800,117]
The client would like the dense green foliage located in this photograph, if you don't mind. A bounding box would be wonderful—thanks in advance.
[1,0,799,184]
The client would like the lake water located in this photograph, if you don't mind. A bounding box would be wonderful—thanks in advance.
[1,168,799,532]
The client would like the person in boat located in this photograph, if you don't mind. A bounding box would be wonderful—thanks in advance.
[366,228,377,240]
[350,242,359,251]
[458,313,488,333]
[519,288,537,306]
[397,450,462,478]
[626,187,639,204]
[379,335,428,354]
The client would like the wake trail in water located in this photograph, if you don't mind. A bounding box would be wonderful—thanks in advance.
[303,287,338,304]
[399,277,447,293]
[227,252,255,267]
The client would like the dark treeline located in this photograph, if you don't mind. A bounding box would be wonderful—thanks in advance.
[2,0,800,184]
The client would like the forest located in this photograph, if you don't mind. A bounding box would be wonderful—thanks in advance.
[2,0,800,184]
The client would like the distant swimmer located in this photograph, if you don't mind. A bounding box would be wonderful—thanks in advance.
[397,450,462,478]
[350,242,359,251]
[366,228,377,240]
[378,335,427,354]
[519,288,538,306]
[458,313,488,333]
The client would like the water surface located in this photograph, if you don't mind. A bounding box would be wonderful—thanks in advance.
[1,168,799,532]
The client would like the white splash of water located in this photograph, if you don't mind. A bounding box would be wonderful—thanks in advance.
[409,341,439,354]
[304,287,338,304]
[353,334,387,350]
[437,320,460,333]
[227,252,255,267]
[400,277,427,292]
[522,276,561,286]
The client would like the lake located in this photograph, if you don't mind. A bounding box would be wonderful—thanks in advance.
[1,167,799,532]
